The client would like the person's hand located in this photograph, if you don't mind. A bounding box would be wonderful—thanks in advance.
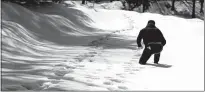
[147,46,151,50]
[137,46,143,50]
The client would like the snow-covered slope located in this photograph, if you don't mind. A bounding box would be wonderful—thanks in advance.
[2,1,204,91]
[63,0,123,10]
[63,0,204,20]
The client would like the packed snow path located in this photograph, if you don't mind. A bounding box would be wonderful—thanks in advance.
[2,2,204,91]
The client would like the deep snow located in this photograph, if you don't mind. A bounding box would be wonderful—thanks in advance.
[1,1,204,91]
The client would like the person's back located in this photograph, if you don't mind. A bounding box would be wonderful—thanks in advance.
[137,20,166,65]
[137,21,166,47]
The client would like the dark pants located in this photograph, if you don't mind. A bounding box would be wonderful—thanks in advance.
[139,44,163,64]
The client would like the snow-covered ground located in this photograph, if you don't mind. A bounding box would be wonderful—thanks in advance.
[63,0,123,10]
[1,1,204,91]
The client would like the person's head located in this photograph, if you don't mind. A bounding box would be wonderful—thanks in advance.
[147,20,155,27]
[148,20,155,25]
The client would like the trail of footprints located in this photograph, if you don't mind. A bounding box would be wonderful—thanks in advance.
[88,14,134,48]
[45,15,139,91]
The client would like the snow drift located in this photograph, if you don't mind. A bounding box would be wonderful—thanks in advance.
[1,2,132,91]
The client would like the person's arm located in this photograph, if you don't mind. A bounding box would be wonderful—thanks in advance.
[158,29,166,46]
[137,29,144,47]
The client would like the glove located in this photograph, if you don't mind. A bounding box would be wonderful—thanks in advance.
[137,46,143,50]
[147,46,151,50]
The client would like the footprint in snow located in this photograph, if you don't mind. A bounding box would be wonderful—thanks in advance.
[65,65,76,69]
[50,80,61,84]
[104,76,112,79]
[129,72,135,74]
[139,67,145,69]
[116,73,125,78]
[109,78,123,83]
[132,68,139,71]
[96,69,103,71]
[55,63,76,69]
[86,79,93,82]
[103,81,113,85]
[63,75,75,80]
[89,52,97,54]
[116,73,123,76]
[107,87,118,91]
[75,65,85,67]
[53,67,74,76]
[54,70,73,76]
[54,63,65,67]
[118,86,128,90]
[74,58,84,62]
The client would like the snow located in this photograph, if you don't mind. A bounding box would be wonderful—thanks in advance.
[1,1,204,91]
[64,1,123,10]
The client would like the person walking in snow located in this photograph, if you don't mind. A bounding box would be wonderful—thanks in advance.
[137,20,166,65]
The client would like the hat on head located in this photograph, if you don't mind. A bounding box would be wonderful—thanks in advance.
[148,20,155,25]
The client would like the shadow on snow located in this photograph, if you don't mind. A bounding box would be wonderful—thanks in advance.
[146,63,172,68]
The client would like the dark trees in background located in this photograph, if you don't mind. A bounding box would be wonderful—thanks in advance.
[192,0,196,18]
[127,0,141,11]
[122,0,149,12]
[82,0,86,4]
[2,0,63,5]
[53,0,63,3]
[171,0,176,11]
[142,0,149,12]
[200,0,204,13]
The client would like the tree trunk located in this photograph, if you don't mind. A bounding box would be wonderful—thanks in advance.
[171,0,176,11]
[82,0,86,4]
[192,0,196,18]
[143,3,145,12]
[200,0,204,13]
[142,0,148,12]
[142,0,145,12]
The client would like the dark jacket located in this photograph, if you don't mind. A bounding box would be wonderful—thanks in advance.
[137,24,166,47]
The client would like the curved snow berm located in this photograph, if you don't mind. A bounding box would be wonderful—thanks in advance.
[1,1,204,91]
[1,2,131,91]
[2,3,98,46]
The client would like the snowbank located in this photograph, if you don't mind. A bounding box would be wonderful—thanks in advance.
[63,0,204,20]
[1,2,132,91]
[63,1,123,10]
